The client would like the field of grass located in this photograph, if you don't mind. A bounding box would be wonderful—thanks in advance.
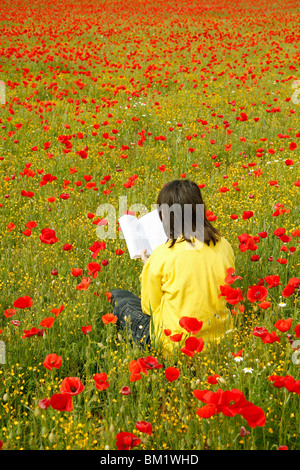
[0,0,299,451]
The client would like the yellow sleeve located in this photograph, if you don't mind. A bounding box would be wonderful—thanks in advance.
[229,244,235,270]
[140,260,163,317]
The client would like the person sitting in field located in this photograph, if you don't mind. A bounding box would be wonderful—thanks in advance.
[109,179,235,356]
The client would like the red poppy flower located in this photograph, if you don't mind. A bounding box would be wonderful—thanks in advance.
[239,404,266,428]
[252,326,268,338]
[242,210,253,220]
[281,284,295,298]
[258,301,271,309]
[40,317,55,328]
[224,267,242,284]
[277,258,287,265]
[268,375,300,395]
[196,404,218,419]
[50,305,65,317]
[179,316,203,335]
[193,388,265,428]
[39,228,59,244]
[81,325,92,335]
[50,393,73,412]
[207,374,221,385]
[88,240,106,259]
[238,233,258,252]
[288,278,300,288]
[93,373,110,391]
[268,375,290,388]
[218,285,243,305]
[181,336,204,357]
[43,353,63,370]
[294,324,300,338]
[137,356,163,371]
[4,308,17,318]
[76,277,91,290]
[102,313,117,324]
[60,377,85,395]
[62,243,73,251]
[7,222,16,232]
[135,421,153,435]
[247,285,268,303]
[13,295,33,309]
[116,432,141,450]
[169,332,183,342]
[206,210,217,221]
[264,275,281,288]
[165,367,180,382]
[258,231,267,238]
[232,349,244,358]
[87,262,101,278]
[274,318,292,332]
[22,327,45,338]
[71,268,83,277]
[128,360,144,382]
[254,328,280,344]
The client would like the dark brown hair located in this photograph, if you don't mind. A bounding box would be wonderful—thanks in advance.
[156,179,221,248]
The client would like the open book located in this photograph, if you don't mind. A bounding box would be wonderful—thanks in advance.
[119,209,168,259]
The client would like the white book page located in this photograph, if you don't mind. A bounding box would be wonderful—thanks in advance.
[118,214,152,259]
[139,209,168,251]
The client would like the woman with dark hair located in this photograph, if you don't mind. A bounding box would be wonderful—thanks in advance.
[109,180,235,356]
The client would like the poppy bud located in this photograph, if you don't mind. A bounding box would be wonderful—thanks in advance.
[109,423,115,433]
[216,376,226,384]
[48,432,56,444]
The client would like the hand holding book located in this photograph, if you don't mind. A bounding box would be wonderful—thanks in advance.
[140,248,149,264]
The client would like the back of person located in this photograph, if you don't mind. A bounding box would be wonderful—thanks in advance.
[140,235,235,355]
[109,179,236,357]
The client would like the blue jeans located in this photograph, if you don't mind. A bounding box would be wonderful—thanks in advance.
[110,289,151,347]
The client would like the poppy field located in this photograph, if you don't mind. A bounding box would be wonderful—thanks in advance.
[0,0,300,452]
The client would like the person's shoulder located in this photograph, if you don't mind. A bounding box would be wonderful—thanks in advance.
[220,236,233,249]
[151,240,172,258]
[219,236,235,260]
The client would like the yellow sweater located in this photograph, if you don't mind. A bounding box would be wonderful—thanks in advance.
[140,236,235,355]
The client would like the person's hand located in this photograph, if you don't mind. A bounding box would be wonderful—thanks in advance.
[140,248,149,264]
